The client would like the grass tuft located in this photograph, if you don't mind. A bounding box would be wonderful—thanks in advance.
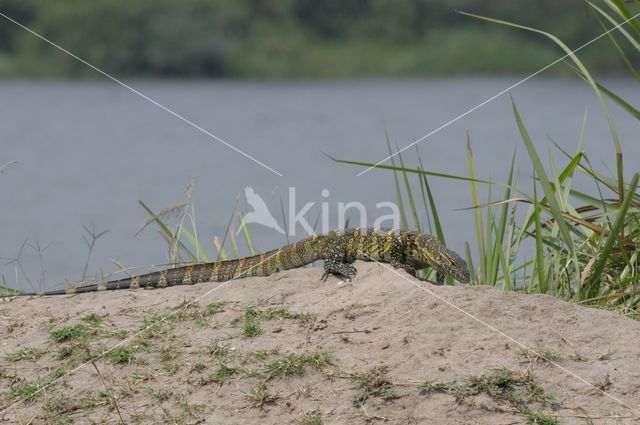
[245,384,279,408]
[260,351,332,381]
[50,324,91,343]
[5,347,46,362]
[108,347,135,365]
[349,365,398,406]
[199,363,237,385]
[419,368,557,424]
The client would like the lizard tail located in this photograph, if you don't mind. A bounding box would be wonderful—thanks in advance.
[15,271,170,296]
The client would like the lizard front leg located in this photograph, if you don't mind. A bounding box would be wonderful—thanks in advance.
[321,235,357,282]
[322,258,357,282]
[390,260,416,277]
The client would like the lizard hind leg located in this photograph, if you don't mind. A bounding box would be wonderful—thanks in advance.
[322,259,357,282]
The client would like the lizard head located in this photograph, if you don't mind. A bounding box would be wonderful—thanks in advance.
[407,234,470,283]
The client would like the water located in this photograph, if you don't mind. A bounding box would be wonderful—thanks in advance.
[1,78,638,292]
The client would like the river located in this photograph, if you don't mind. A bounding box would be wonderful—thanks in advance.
[1,78,638,292]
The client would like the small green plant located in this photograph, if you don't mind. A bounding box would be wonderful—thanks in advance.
[81,312,102,325]
[205,340,229,358]
[108,347,135,365]
[138,188,261,266]
[50,324,90,343]
[349,365,398,406]
[177,400,207,417]
[299,415,324,425]
[244,384,279,408]
[158,346,182,362]
[260,352,332,381]
[5,347,46,362]
[260,307,315,323]
[240,347,280,365]
[139,313,176,339]
[199,363,237,385]
[240,305,314,338]
[7,371,61,403]
[297,384,315,398]
[108,330,128,340]
[8,381,45,402]
[148,388,183,402]
[519,348,564,365]
[522,410,560,425]
[43,393,75,420]
[242,321,263,338]
[162,363,181,374]
[419,368,557,424]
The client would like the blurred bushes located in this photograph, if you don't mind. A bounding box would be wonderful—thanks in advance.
[0,0,622,77]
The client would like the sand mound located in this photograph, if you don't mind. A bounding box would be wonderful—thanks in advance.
[1,262,639,424]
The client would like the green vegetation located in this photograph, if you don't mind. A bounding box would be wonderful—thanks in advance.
[258,351,332,381]
[107,347,135,365]
[204,340,230,358]
[420,368,558,424]
[7,368,65,403]
[5,346,46,362]
[332,1,640,318]
[0,0,631,78]
[239,305,316,338]
[244,384,279,408]
[348,365,398,406]
[299,417,324,425]
[81,312,102,325]
[198,363,237,385]
[519,348,564,365]
[241,309,263,338]
[50,324,91,343]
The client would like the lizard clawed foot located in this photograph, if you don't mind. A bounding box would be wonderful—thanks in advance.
[390,260,416,277]
[322,261,357,282]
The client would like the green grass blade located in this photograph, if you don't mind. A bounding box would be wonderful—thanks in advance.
[180,226,211,263]
[420,171,451,285]
[463,8,628,207]
[417,158,434,235]
[609,0,640,37]
[237,212,257,256]
[138,200,197,263]
[512,100,574,249]
[584,172,640,299]
[596,81,640,120]
[396,146,421,231]
[326,152,496,186]
[466,135,486,283]
[511,100,580,293]
[589,2,640,77]
[532,172,546,293]
[490,149,516,287]
[496,240,512,291]
[464,241,476,284]
[229,224,241,259]
[460,10,621,155]
[420,173,445,244]
[385,135,409,229]
[485,180,495,285]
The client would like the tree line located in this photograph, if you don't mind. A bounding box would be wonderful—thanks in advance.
[0,0,622,77]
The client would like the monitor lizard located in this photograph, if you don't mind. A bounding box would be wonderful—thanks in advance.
[15,227,470,296]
